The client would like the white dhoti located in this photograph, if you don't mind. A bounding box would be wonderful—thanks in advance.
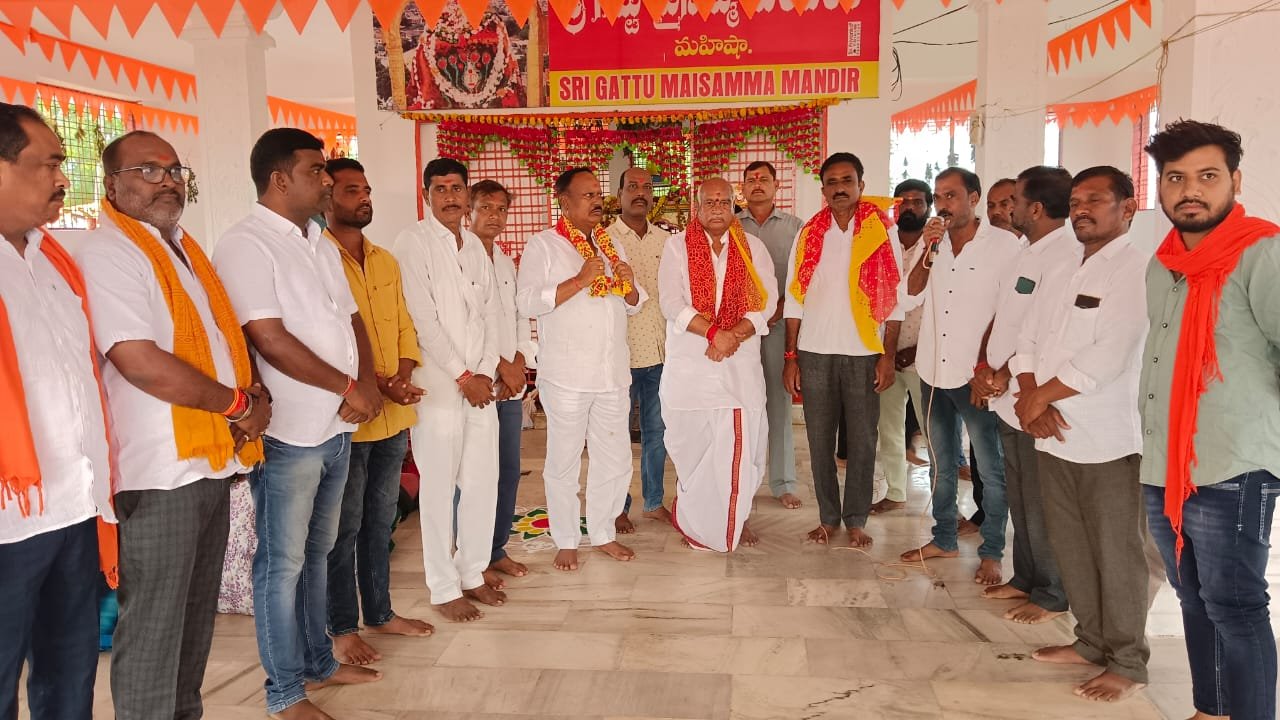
[666,406,767,552]
[412,396,499,604]
[538,381,633,549]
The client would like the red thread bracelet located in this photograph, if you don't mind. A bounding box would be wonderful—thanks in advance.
[784,350,798,360]
[706,325,719,345]
[456,370,474,386]
[341,375,356,397]
[221,388,246,417]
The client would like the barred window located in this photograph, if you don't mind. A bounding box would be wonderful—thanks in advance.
[726,136,800,213]
[35,88,132,229]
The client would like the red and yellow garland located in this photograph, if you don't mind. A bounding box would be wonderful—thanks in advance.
[684,216,767,330]
[789,202,899,353]
[556,216,633,297]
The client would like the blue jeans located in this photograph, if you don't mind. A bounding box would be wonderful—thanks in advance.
[327,430,407,635]
[0,518,99,720]
[252,433,351,714]
[624,364,666,513]
[1145,472,1280,720]
[492,398,524,563]
[919,382,1007,559]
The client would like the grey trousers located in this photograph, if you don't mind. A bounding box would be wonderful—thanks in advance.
[799,351,880,529]
[760,322,797,496]
[112,477,232,720]
[1039,451,1150,684]
[999,419,1067,611]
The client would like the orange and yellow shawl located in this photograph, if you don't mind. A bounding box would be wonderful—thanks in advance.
[789,202,899,353]
[100,200,263,470]
[0,231,118,587]
[684,216,767,329]
[556,216,634,297]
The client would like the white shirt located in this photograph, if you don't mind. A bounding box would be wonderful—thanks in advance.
[658,230,778,411]
[985,225,1078,427]
[516,226,648,393]
[492,243,538,373]
[213,204,359,447]
[913,221,1021,389]
[896,230,928,355]
[79,214,247,493]
[0,230,113,544]
[782,216,906,356]
[392,215,501,399]
[1010,235,1149,463]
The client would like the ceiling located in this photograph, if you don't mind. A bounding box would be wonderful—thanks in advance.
[9,0,1163,115]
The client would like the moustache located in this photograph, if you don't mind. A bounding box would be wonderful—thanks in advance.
[590,205,603,214]
[631,198,649,205]
[50,189,66,202]
[1177,200,1208,211]
[832,192,849,199]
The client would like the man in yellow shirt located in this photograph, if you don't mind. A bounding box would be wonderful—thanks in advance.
[323,158,433,665]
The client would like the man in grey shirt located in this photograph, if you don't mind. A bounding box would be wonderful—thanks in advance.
[737,161,803,510]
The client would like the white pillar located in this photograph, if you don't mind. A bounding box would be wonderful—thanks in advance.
[184,15,274,248]
[972,0,1048,186]
[349,4,423,247]
[1059,121,1132,175]
[1159,0,1280,220]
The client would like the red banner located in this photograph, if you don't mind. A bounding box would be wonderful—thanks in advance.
[548,0,880,106]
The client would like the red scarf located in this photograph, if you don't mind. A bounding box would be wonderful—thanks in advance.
[555,217,633,297]
[1155,203,1280,560]
[0,231,119,587]
[683,216,766,330]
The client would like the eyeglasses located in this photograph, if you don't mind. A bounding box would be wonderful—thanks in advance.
[112,164,193,184]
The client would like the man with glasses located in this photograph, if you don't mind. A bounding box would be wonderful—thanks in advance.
[78,130,273,719]
[609,166,672,532]
[516,167,647,571]
[737,161,804,510]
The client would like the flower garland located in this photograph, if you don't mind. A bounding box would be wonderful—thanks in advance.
[556,217,633,297]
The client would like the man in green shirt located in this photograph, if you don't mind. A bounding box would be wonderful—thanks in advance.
[1140,120,1280,720]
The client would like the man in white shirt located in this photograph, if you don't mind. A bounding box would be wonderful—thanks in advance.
[79,130,272,720]
[985,178,1019,236]
[970,166,1076,624]
[468,179,537,583]
[899,168,1020,586]
[0,101,115,720]
[736,161,805,510]
[214,128,384,720]
[516,167,647,571]
[660,178,777,551]
[1012,166,1150,703]
[872,179,933,515]
[392,159,504,623]
[782,152,904,548]
[611,167,672,531]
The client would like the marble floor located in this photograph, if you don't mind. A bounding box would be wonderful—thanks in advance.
[69,419,1280,719]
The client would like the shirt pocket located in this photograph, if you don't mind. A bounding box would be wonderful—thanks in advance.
[370,280,398,324]
[1062,299,1102,347]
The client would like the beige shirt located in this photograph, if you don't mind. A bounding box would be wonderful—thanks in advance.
[609,218,670,368]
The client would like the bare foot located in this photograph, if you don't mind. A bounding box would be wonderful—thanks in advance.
[366,615,433,637]
[957,518,981,536]
[304,663,382,691]
[1075,670,1146,702]
[1003,601,1066,625]
[957,465,972,482]
[777,493,803,509]
[906,448,929,467]
[331,633,380,665]
[595,541,636,562]
[481,569,506,590]
[900,542,959,562]
[615,512,636,534]
[739,523,759,547]
[464,584,508,606]
[835,456,848,469]
[436,597,483,622]
[982,582,1029,600]
[974,558,1002,585]
[272,699,334,720]
[1032,644,1096,665]
[847,528,873,548]
[1186,713,1230,720]
[553,549,579,571]
[642,506,673,524]
[869,498,905,515]
[489,556,528,577]
[806,524,838,544]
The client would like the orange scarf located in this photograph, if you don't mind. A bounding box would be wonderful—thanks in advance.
[1155,203,1280,560]
[556,217,633,297]
[684,216,766,330]
[100,201,263,469]
[0,231,118,587]
[789,203,900,352]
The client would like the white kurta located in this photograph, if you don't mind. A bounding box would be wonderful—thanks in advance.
[515,226,648,549]
[391,214,501,603]
[657,230,777,552]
